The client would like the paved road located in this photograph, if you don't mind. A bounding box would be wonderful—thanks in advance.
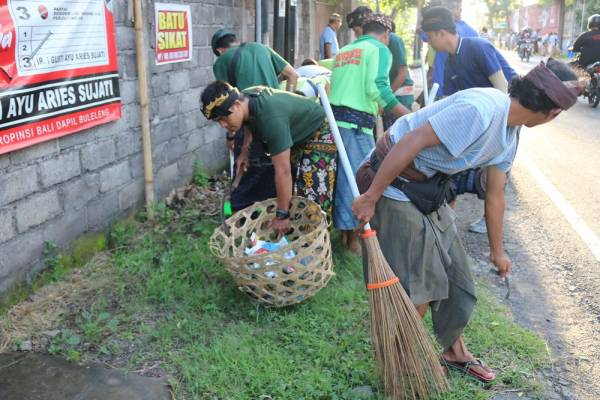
[459,50,600,400]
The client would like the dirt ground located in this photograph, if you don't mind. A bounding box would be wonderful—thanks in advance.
[455,169,600,400]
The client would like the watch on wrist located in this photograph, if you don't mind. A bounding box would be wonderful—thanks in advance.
[226,133,236,141]
[275,208,290,220]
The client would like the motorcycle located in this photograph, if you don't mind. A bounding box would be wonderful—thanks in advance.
[583,61,600,108]
[518,39,533,62]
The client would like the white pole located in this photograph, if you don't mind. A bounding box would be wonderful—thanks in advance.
[427,83,439,106]
[229,150,235,179]
[420,49,429,105]
[317,84,371,231]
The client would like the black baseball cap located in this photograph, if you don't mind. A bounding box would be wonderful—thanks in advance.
[421,7,455,32]
[211,29,236,56]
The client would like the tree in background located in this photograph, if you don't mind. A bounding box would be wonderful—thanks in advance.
[362,0,420,62]
[482,0,520,31]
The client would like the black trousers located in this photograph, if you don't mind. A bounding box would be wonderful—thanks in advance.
[230,129,276,211]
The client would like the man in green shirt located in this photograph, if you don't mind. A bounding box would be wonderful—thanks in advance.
[329,14,409,254]
[384,29,414,129]
[346,7,414,130]
[201,81,337,234]
[210,29,299,212]
[211,29,298,91]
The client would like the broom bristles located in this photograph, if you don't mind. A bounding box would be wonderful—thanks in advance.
[364,233,449,399]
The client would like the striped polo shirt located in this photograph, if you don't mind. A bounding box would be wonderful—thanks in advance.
[376,87,520,202]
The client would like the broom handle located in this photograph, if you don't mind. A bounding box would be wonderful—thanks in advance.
[317,84,372,232]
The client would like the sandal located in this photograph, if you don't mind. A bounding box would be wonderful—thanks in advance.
[443,358,496,383]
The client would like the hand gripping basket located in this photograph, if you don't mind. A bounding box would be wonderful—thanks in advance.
[209,197,334,307]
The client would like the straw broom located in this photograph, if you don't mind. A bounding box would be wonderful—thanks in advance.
[317,85,449,399]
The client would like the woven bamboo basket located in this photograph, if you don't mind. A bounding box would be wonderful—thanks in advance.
[209,196,334,308]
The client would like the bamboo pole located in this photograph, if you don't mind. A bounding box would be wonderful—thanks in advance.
[133,0,154,221]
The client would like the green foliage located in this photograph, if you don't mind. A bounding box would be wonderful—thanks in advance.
[574,0,600,28]
[0,234,107,313]
[7,197,549,398]
[108,219,139,248]
[39,205,549,399]
[482,0,520,29]
[192,160,210,186]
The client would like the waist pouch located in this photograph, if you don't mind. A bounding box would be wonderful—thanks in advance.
[356,136,453,215]
[332,105,376,130]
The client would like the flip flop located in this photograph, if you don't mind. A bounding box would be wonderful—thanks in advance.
[443,358,496,383]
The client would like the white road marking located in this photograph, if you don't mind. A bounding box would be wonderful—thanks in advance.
[519,153,600,262]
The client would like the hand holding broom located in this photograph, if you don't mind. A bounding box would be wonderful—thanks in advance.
[317,84,448,399]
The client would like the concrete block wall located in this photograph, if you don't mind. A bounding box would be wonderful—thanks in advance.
[0,0,252,295]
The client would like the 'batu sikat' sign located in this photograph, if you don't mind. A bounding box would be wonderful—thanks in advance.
[0,0,121,155]
[154,3,192,65]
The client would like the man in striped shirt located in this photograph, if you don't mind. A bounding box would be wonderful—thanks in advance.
[353,60,580,382]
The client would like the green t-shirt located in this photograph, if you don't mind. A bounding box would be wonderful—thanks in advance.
[318,58,334,70]
[213,43,289,90]
[329,35,398,115]
[242,87,325,156]
[329,35,399,134]
[388,33,413,88]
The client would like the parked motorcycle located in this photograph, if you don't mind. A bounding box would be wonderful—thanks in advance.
[518,39,533,62]
[583,61,600,108]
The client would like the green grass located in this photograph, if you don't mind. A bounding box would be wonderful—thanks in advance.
[20,204,549,399]
[0,233,107,313]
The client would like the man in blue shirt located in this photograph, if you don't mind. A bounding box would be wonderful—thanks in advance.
[422,7,516,97]
[422,0,478,97]
[422,6,517,233]
[320,13,342,59]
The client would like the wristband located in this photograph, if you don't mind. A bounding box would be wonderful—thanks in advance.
[275,208,290,220]
[226,133,236,140]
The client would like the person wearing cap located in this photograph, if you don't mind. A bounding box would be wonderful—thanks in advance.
[346,7,414,130]
[422,6,517,234]
[421,0,478,98]
[320,13,342,59]
[211,29,298,92]
[200,82,337,234]
[422,6,516,97]
[352,59,581,383]
[329,14,410,254]
[210,29,299,212]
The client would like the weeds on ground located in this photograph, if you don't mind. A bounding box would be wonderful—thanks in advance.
[1,201,549,399]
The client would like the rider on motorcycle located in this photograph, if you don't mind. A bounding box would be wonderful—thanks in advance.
[516,28,533,61]
[571,14,600,69]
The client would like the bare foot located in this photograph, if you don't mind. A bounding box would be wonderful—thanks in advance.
[347,233,362,256]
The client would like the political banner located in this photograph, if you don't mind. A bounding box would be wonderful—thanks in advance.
[0,0,121,155]
[155,3,192,65]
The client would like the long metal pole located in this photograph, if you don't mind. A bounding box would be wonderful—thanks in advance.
[581,0,586,32]
[255,0,262,43]
[317,84,371,231]
[133,0,154,221]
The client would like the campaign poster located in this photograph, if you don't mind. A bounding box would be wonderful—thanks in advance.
[155,3,192,65]
[0,0,121,155]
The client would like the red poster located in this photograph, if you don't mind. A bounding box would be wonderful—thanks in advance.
[0,0,121,155]
[155,3,192,65]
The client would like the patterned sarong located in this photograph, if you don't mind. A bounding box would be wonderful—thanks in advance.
[293,119,337,217]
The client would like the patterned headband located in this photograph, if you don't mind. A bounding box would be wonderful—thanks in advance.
[363,14,393,32]
[202,87,240,120]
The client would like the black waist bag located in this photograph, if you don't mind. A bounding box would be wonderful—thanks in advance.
[401,174,453,215]
[369,151,453,215]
